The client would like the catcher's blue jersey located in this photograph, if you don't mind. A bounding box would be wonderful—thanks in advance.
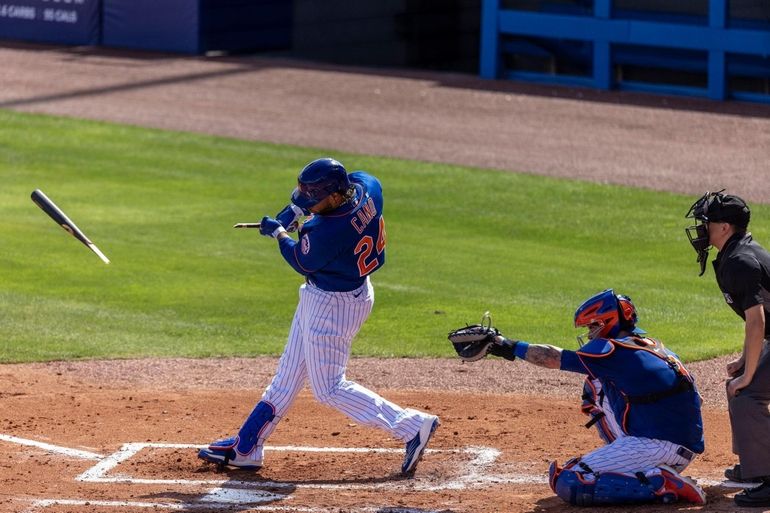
[560,336,704,453]
[277,172,386,292]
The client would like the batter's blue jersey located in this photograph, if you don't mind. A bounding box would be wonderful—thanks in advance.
[560,336,704,453]
[277,172,386,292]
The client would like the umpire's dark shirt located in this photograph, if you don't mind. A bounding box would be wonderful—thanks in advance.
[712,232,770,338]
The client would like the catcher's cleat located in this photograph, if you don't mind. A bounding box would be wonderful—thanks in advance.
[197,436,262,470]
[401,416,439,475]
[657,465,706,505]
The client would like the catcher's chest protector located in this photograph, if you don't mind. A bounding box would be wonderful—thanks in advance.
[609,337,693,383]
[575,335,704,452]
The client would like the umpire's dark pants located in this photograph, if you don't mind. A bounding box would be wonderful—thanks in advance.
[729,340,770,480]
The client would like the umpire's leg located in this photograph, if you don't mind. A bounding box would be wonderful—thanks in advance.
[728,340,770,480]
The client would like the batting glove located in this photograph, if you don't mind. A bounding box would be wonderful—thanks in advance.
[259,216,286,238]
[275,203,305,233]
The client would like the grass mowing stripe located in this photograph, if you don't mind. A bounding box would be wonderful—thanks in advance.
[1,110,765,363]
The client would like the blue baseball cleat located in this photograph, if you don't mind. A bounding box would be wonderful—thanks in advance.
[197,436,263,470]
[401,416,439,475]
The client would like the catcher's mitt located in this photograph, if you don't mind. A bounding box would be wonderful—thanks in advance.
[447,312,500,362]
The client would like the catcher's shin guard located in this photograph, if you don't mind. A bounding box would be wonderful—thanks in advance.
[550,463,705,506]
[552,468,649,506]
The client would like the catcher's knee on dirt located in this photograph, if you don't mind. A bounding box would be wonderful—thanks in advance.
[549,461,660,506]
[236,401,277,455]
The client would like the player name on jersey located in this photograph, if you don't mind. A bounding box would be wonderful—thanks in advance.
[350,196,378,234]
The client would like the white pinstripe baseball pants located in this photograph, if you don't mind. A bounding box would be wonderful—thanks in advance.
[578,379,693,475]
[259,278,427,443]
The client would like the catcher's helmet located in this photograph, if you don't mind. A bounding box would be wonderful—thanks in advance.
[574,289,645,341]
[685,190,750,276]
[290,158,351,211]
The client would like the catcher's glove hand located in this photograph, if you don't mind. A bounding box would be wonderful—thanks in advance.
[448,312,504,362]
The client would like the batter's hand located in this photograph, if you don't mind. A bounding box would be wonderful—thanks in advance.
[259,216,285,238]
[727,374,750,397]
[276,204,305,233]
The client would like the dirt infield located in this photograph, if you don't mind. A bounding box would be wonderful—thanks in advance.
[0,358,749,513]
[2,42,770,512]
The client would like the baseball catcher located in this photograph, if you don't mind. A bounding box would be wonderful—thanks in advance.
[448,290,706,506]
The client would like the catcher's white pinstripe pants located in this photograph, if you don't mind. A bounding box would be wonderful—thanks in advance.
[579,379,694,475]
[259,278,426,442]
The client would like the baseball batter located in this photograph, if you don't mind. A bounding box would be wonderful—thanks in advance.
[198,157,439,475]
[449,289,706,506]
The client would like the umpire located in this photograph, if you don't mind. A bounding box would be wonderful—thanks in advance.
[686,191,770,507]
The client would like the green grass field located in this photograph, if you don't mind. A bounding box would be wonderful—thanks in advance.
[1,110,763,363]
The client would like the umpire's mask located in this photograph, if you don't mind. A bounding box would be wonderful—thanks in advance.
[685,190,751,276]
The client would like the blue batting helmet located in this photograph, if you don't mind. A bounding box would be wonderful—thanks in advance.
[574,289,645,340]
[290,158,351,210]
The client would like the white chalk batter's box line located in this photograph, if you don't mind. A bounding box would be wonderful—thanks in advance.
[77,442,516,491]
[6,435,729,513]
[26,499,449,513]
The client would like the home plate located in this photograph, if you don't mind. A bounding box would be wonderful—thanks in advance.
[720,480,762,489]
[199,487,286,504]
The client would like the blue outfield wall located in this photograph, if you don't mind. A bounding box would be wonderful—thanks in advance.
[480,0,770,103]
[102,0,291,54]
[0,0,100,45]
[101,0,199,53]
[0,0,291,54]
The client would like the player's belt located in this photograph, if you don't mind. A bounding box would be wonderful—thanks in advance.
[676,446,695,461]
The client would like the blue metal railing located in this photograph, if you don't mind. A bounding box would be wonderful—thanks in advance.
[480,0,770,103]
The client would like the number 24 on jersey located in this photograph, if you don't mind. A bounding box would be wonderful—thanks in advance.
[354,217,386,277]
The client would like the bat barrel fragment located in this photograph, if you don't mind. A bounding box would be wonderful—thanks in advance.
[88,243,111,264]
[31,188,110,265]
